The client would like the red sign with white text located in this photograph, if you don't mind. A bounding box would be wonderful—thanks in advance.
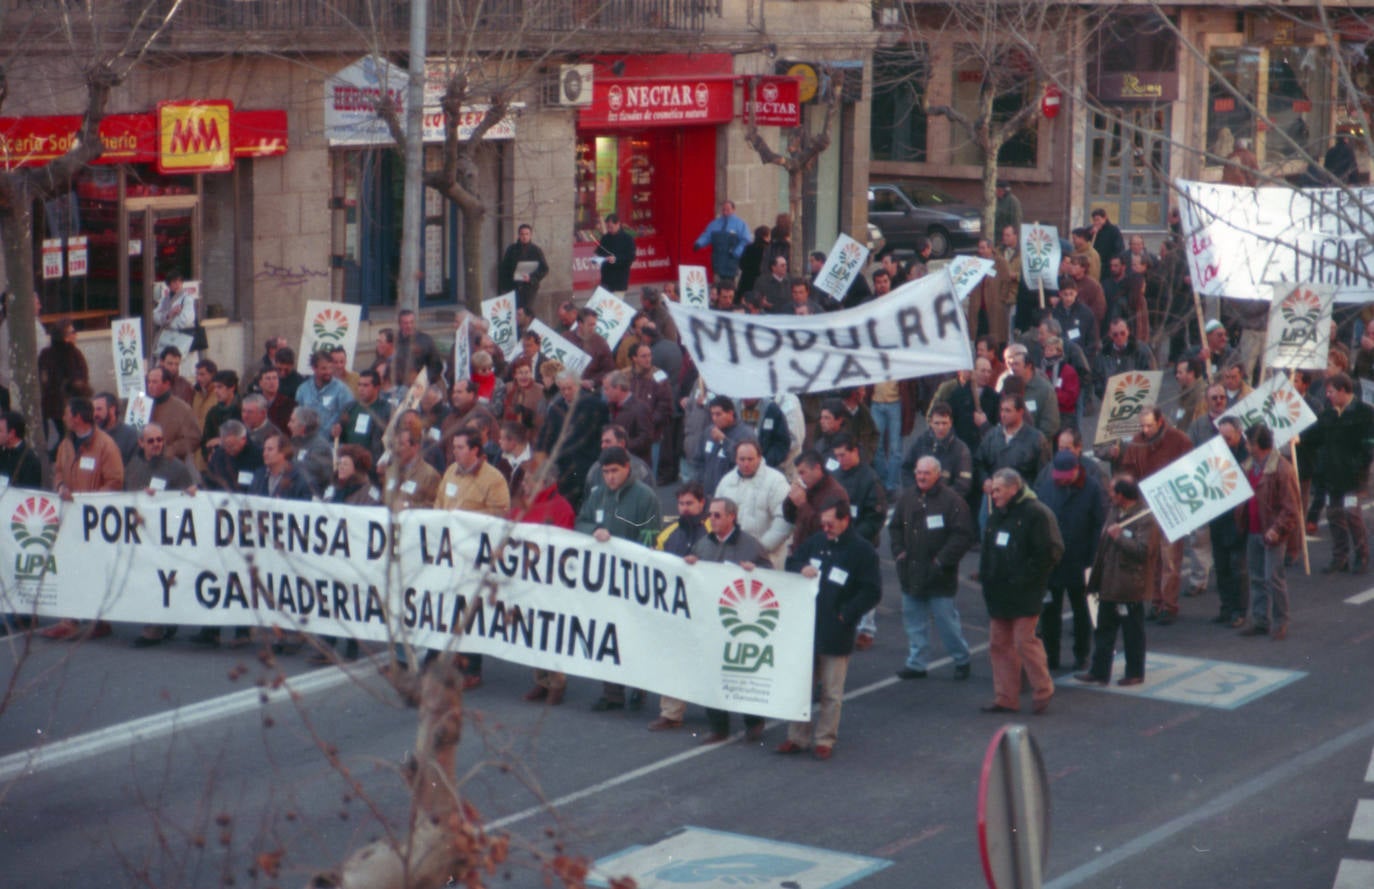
[741,77,801,127]
[580,77,735,129]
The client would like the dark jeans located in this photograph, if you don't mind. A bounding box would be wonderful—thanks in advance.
[1210,532,1248,620]
[1040,579,1091,668]
[1088,600,1146,680]
[706,708,764,736]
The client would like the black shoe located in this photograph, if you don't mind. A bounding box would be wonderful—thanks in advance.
[590,697,624,712]
[1210,613,1232,624]
[1238,623,1269,637]
[953,664,971,680]
[1322,561,1350,574]
[627,690,644,711]
[1146,607,1161,622]
[896,668,927,680]
[131,635,165,649]
[190,628,220,647]
[1073,672,1109,685]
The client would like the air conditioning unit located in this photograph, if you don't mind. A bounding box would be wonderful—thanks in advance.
[556,64,594,107]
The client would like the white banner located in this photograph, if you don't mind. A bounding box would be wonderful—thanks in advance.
[398,509,816,720]
[528,319,591,377]
[946,255,996,303]
[1178,179,1374,303]
[813,233,870,300]
[1140,436,1255,543]
[1020,223,1060,291]
[110,317,146,399]
[1266,283,1334,370]
[679,265,710,309]
[586,287,635,350]
[453,315,471,384]
[297,301,363,373]
[1219,371,1318,451]
[481,293,520,360]
[1093,371,1165,445]
[665,271,973,398]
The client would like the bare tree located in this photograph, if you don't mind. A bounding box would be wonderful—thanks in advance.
[0,1,186,454]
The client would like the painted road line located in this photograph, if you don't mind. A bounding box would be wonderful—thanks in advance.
[1345,588,1374,605]
[1349,800,1374,842]
[1366,746,1374,783]
[0,656,382,785]
[1335,859,1374,889]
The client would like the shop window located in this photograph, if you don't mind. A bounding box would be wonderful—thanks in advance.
[1207,44,1334,166]
[872,45,929,162]
[949,46,1038,168]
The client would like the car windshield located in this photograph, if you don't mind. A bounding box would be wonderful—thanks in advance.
[898,184,959,206]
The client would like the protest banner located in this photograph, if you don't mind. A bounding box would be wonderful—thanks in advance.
[679,265,710,308]
[665,270,972,398]
[110,317,146,399]
[1020,223,1060,292]
[124,392,153,430]
[481,292,520,360]
[398,509,817,720]
[586,287,635,350]
[1178,179,1374,303]
[945,255,995,303]
[1218,371,1317,450]
[1266,283,1333,370]
[453,315,471,383]
[1140,436,1255,543]
[812,233,870,300]
[1093,371,1164,445]
[528,319,591,377]
[297,301,363,372]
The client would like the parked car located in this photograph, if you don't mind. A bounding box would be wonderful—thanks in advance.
[867,182,982,259]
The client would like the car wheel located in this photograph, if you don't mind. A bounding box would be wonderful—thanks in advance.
[926,227,951,259]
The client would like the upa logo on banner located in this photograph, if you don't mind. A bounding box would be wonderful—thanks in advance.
[718,577,780,673]
[1268,284,1332,370]
[1165,452,1243,518]
[11,494,60,582]
[311,307,351,353]
[1020,223,1060,290]
[1094,370,1163,444]
[679,266,709,309]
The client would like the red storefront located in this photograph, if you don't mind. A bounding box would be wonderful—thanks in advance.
[572,54,732,291]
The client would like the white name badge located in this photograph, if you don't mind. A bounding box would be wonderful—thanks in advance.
[595,509,605,523]
[1122,529,1134,539]
[825,457,840,472]
[1026,399,1038,412]
[849,504,859,518]
[926,514,944,530]
[78,456,96,471]
[1175,408,1185,421]
[1067,328,1080,340]
[387,478,398,491]
[0,474,10,491]
[445,482,458,498]
[149,476,167,492]
[995,531,1010,547]
[427,427,441,442]
[1346,495,1360,508]
[401,480,417,494]
[323,486,336,500]
[1055,377,1063,389]
[355,414,370,434]
[1117,604,1129,617]
[809,558,823,571]
[322,395,334,406]
[237,470,253,486]
[763,419,774,430]
[704,442,715,454]
[369,485,381,501]
[828,566,849,584]
[652,370,667,383]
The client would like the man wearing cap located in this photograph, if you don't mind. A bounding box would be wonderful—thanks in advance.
[1034,447,1108,671]
[1194,319,1233,380]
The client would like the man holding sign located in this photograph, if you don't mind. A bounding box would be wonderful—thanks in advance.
[1237,424,1300,640]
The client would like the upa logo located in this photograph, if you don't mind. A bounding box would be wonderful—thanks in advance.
[1165,454,1241,514]
[1259,388,1304,429]
[1279,288,1322,346]
[1023,226,1055,274]
[11,495,59,580]
[719,577,780,673]
[312,307,351,344]
[1108,372,1153,420]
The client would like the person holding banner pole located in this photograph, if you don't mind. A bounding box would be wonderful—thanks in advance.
[1077,474,1158,687]
[1308,373,1373,575]
[1117,406,1193,624]
[1237,424,1300,640]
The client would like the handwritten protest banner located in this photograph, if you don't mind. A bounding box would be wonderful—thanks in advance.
[1020,223,1060,291]
[1218,371,1317,450]
[666,270,972,398]
[1093,371,1164,445]
[813,233,870,300]
[110,317,146,399]
[528,319,591,377]
[1178,179,1374,303]
[297,301,362,372]
[481,293,520,360]
[452,315,471,383]
[586,287,635,350]
[1140,436,1255,543]
[1266,283,1333,370]
[679,265,710,308]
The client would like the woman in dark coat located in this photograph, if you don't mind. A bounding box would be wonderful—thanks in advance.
[736,225,771,298]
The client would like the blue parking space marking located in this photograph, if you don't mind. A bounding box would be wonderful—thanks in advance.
[1058,652,1305,710]
[592,826,891,889]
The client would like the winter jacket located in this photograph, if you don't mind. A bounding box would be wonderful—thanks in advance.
[658,512,710,558]
[714,464,793,567]
[901,429,974,498]
[1308,399,1374,494]
[980,487,1064,619]
[1088,501,1160,603]
[784,472,848,555]
[887,480,975,598]
[1235,449,1301,550]
[753,400,792,470]
[54,428,123,494]
[248,464,315,501]
[1120,424,1192,482]
[609,394,656,465]
[576,479,661,548]
[832,462,888,545]
[692,526,772,568]
[1034,468,1108,585]
[697,420,756,497]
[435,460,510,516]
[975,423,1051,488]
[1021,374,1062,439]
[1093,340,1156,397]
[786,526,882,656]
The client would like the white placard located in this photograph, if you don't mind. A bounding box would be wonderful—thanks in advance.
[110,317,146,399]
[42,239,63,280]
[124,391,154,431]
[586,287,635,350]
[528,319,591,377]
[1219,371,1318,451]
[945,255,996,302]
[1140,436,1255,543]
[297,300,363,373]
[1020,223,1061,291]
[67,236,87,277]
[665,271,973,398]
[1094,371,1165,445]
[678,265,710,308]
[481,292,520,360]
[152,329,194,358]
[1266,283,1334,370]
[452,315,471,384]
[813,233,870,299]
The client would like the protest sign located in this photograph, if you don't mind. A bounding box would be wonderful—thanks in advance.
[398,509,817,719]
[679,265,710,308]
[1178,179,1374,303]
[813,233,870,300]
[586,287,635,350]
[1266,283,1333,370]
[1140,436,1255,543]
[665,271,972,398]
[152,329,194,358]
[1093,371,1164,445]
[528,319,591,377]
[1020,223,1060,291]
[297,301,362,372]
[1218,372,1317,451]
[482,292,520,360]
[945,255,995,302]
[153,280,199,330]
[124,392,154,430]
[110,317,146,399]
[453,315,471,383]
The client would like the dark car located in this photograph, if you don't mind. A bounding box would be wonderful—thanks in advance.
[868,182,983,259]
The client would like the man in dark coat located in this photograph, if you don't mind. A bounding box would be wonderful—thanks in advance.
[777,496,881,761]
[497,223,549,311]
[888,456,975,680]
[1034,449,1107,671]
[1078,474,1159,686]
[979,468,1064,714]
[538,371,609,510]
[595,214,636,293]
[1308,372,1374,574]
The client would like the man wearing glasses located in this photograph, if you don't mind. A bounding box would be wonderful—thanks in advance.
[1092,318,1156,401]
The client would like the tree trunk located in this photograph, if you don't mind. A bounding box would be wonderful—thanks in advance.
[1,180,46,455]
[788,165,805,274]
[461,203,485,314]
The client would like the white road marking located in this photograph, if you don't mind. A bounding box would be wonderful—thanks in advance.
[1345,589,1374,605]
[1335,859,1374,889]
[0,657,377,785]
[1366,746,1374,784]
[1350,800,1374,842]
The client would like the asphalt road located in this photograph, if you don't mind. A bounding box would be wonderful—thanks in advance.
[4,425,1374,889]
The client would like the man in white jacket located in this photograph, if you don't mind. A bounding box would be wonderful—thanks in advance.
[714,439,793,567]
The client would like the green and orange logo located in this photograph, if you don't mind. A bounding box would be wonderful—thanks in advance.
[312,307,350,344]
[719,578,779,673]
[11,495,59,579]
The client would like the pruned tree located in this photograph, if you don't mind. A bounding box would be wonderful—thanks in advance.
[0,0,186,454]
